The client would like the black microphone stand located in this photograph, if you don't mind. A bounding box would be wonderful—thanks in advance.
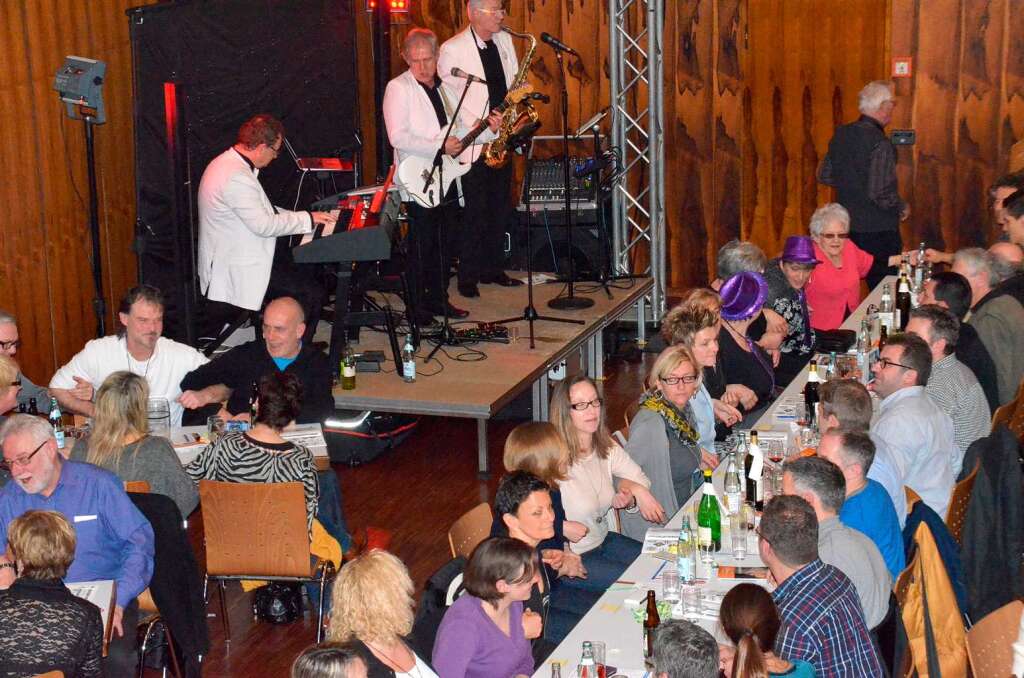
[424,78,473,363]
[491,153,583,349]
[548,49,593,310]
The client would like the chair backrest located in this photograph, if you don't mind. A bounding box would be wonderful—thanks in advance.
[447,503,493,560]
[967,599,1023,678]
[124,480,152,493]
[32,672,64,678]
[905,485,922,515]
[893,548,918,609]
[992,376,1024,441]
[198,480,311,577]
[944,459,979,545]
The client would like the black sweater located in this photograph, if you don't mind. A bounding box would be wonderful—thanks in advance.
[179,340,334,424]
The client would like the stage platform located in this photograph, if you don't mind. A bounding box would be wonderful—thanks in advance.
[332,276,653,475]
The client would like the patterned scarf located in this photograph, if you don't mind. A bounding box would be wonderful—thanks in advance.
[640,393,699,446]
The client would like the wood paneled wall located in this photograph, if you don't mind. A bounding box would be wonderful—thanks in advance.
[6,1,1021,387]
[0,1,155,387]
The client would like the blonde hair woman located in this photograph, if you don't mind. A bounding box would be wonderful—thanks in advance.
[328,550,437,677]
[70,371,198,516]
[0,355,21,418]
[620,346,718,541]
[548,375,663,593]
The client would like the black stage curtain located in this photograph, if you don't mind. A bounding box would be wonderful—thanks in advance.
[128,0,358,342]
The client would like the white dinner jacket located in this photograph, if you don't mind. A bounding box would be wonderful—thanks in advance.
[383,69,467,203]
[197,148,313,311]
[437,26,519,164]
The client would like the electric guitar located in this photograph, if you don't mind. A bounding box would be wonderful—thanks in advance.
[397,84,533,208]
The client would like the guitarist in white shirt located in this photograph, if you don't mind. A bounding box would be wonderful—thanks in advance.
[438,0,525,299]
[384,29,473,320]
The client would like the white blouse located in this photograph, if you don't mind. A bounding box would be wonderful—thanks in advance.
[558,444,650,554]
[395,653,439,678]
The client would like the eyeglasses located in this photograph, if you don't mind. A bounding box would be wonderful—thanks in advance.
[477,7,507,16]
[0,339,20,352]
[1,439,47,472]
[819,233,850,240]
[10,380,21,387]
[569,398,603,411]
[269,142,283,157]
[661,375,698,386]
[877,356,913,371]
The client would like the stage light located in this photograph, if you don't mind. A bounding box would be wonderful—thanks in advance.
[365,0,408,12]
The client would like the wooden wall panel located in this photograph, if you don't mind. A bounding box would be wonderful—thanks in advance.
[0,0,155,388]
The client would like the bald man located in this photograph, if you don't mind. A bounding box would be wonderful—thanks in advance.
[180,296,334,424]
[989,241,1024,313]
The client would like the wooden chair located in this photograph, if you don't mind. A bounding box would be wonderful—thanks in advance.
[124,480,152,494]
[447,503,492,560]
[966,600,1023,678]
[198,480,336,645]
[992,376,1024,441]
[944,459,979,545]
[32,672,63,678]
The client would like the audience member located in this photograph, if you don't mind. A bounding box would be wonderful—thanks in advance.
[291,643,369,678]
[710,240,786,361]
[651,619,719,678]
[660,304,741,441]
[432,537,536,678]
[782,456,891,628]
[917,271,999,411]
[0,414,155,676]
[719,583,814,678]
[622,346,716,541]
[869,333,956,518]
[0,310,49,411]
[718,272,776,423]
[493,471,584,646]
[0,510,103,678]
[763,236,819,385]
[180,296,333,424]
[818,80,907,290]
[0,355,21,423]
[952,247,1024,405]
[906,305,990,475]
[924,172,1024,265]
[186,371,320,533]
[805,203,874,331]
[1000,190,1024,246]
[70,371,198,517]
[817,378,906,526]
[48,285,208,427]
[758,495,882,676]
[328,550,437,677]
[990,240,1024,306]
[815,427,904,578]
[549,375,656,587]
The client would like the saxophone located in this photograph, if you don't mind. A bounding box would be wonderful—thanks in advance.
[483,27,540,168]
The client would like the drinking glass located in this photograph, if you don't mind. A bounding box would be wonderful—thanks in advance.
[661,568,680,603]
[207,415,225,443]
[730,511,748,560]
[681,585,702,620]
[147,397,171,439]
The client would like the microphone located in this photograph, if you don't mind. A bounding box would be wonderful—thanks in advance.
[540,32,580,57]
[450,67,488,85]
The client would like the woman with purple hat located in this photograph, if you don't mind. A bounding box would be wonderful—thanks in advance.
[717,271,776,424]
[764,235,819,386]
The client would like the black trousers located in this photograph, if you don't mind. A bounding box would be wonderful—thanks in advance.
[103,599,139,677]
[851,229,902,291]
[458,159,514,286]
[405,188,461,310]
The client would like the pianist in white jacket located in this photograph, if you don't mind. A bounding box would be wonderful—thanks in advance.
[197,114,337,313]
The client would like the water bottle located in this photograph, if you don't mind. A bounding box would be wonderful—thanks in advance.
[577,641,596,678]
[677,517,696,584]
[401,334,416,383]
[724,452,742,515]
[341,345,356,390]
[48,397,65,449]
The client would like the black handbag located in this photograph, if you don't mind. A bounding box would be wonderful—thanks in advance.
[252,582,303,624]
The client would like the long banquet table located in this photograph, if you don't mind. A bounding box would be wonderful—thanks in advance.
[531,277,894,676]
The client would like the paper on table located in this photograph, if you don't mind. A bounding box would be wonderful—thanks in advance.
[68,579,115,637]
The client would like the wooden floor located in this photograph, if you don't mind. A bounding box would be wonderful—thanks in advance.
[147,346,652,677]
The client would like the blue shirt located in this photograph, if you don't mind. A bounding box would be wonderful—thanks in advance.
[839,479,905,579]
[773,559,882,677]
[271,355,297,371]
[0,461,154,608]
[772,659,815,677]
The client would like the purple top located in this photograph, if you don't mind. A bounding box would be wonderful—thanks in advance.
[432,594,534,678]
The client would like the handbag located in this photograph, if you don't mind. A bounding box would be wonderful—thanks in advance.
[252,582,303,624]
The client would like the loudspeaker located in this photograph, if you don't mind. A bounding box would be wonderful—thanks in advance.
[506,222,607,280]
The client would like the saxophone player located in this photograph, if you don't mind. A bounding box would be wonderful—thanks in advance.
[384,29,470,320]
[439,0,525,299]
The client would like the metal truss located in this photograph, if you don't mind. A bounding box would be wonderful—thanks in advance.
[608,0,665,321]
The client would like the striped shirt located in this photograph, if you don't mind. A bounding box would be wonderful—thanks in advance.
[773,559,882,677]
[924,354,991,477]
[185,431,319,532]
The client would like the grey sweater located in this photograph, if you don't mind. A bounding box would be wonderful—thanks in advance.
[70,435,199,518]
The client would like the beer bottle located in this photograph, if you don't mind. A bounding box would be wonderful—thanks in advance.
[28,397,39,416]
[341,345,357,390]
[896,272,912,330]
[48,397,65,450]
[643,590,660,666]
[878,324,888,350]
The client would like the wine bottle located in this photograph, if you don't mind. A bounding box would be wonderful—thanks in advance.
[744,431,765,512]
[697,469,721,551]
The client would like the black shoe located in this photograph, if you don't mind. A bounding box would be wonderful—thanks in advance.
[425,302,470,319]
[482,272,524,287]
[457,282,480,298]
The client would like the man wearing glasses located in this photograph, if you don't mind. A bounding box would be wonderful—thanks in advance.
[197,113,338,342]
[0,310,49,412]
[868,332,956,518]
[438,0,525,299]
[0,414,154,676]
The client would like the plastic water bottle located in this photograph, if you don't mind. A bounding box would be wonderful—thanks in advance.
[677,517,696,584]
[724,453,742,515]
[401,334,416,383]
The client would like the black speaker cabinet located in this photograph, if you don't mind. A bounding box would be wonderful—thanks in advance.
[506,220,608,280]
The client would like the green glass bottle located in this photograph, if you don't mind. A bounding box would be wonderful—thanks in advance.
[697,469,721,551]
